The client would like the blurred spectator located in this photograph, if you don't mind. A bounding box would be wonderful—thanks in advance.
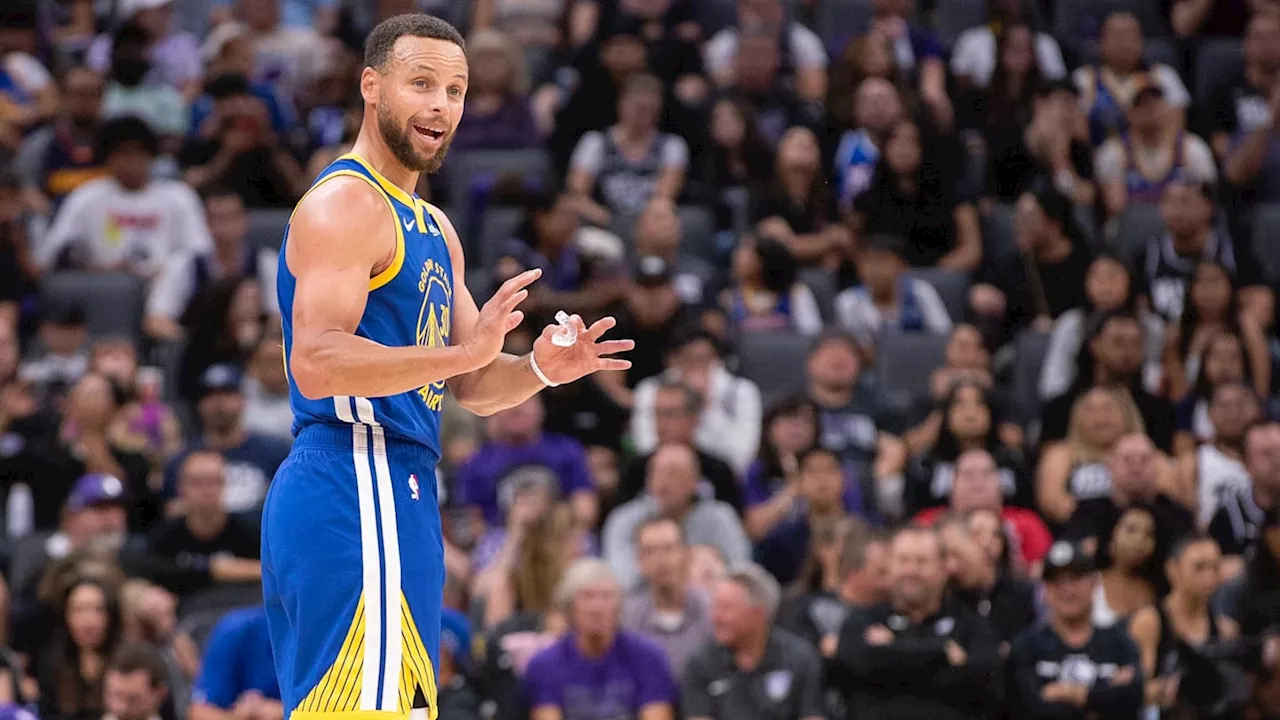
[1072,11,1190,146]
[865,0,951,125]
[102,644,171,720]
[87,0,202,98]
[905,327,1022,454]
[87,337,181,469]
[1039,310,1176,452]
[9,473,130,600]
[956,23,1044,145]
[438,608,481,720]
[719,235,822,336]
[603,444,751,590]
[904,381,1029,515]
[164,364,290,516]
[118,580,198,714]
[754,126,846,267]
[835,234,952,354]
[1095,84,1217,219]
[971,180,1092,345]
[1005,540,1144,719]
[682,563,825,720]
[986,78,1095,204]
[917,325,999,412]
[219,0,332,112]
[1212,421,1280,579]
[631,328,762,472]
[101,22,187,140]
[727,28,824,146]
[621,515,713,676]
[1129,535,1242,718]
[1137,180,1273,328]
[38,577,123,720]
[1164,261,1271,406]
[833,78,905,211]
[192,25,293,138]
[828,32,908,130]
[804,332,906,505]
[600,0,706,98]
[1176,383,1260,525]
[455,395,598,531]
[704,0,828,103]
[691,95,773,232]
[615,378,741,512]
[470,0,587,54]
[14,66,106,216]
[474,502,584,629]
[1095,505,1163,626]
[619,205,711,362]
[754,446,861,584]
[454,29,539,150]
[19,300,90,400]
[147,450,261,597]
[1217,13,1280,199]
[188,606,280,720]
[34,117,215,339]
[0,5,58,145]
[853,118,981,271]
[522,559,678,720]
[241,337,290,441]
[950,0,1066,89]
[915,449,1052,571]
[830,525,1002,720]
[778,525,890,655]
[479,604,567,720]
[567,73,688,226]
[936,514,1037,645]
[0,171,30,328]
[1174,330,1265,452]
[177,277,270,399]
[1041,254,1165,400]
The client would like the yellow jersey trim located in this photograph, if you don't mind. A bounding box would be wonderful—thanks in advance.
[342,153,426,231]
[290,167,406,292]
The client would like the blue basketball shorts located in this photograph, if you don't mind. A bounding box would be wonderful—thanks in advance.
[262,423,444,720]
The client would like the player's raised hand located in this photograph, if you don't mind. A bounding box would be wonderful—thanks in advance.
[531,314,634,386]
[462,268,541,369]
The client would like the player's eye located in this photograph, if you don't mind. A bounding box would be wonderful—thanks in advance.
[448,86,463,97]
[413,79,429,88]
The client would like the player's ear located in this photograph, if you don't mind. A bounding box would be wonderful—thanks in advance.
[359,66,380,105]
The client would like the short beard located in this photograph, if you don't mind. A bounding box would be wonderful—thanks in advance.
[378,102,450,174]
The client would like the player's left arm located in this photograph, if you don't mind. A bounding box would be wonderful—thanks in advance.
[436,207,633,417]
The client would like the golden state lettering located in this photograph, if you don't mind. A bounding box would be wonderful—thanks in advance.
[415,258,453,411]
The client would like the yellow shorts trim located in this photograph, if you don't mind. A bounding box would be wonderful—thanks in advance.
[291,711,406,720]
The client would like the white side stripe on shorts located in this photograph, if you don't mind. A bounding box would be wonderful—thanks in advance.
[351,424,382,710]
[371,425,403,711]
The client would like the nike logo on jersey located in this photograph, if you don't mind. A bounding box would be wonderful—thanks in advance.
[404,217,416,232]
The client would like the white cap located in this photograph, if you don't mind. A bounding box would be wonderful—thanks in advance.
[119,0,174,17]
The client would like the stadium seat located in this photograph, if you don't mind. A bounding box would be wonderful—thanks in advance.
[677,204,717,263]
[1251,203,1280,283]
[41,271,147,340]
[936,0,987,48]
[982,203,1019,270]
[736,330,811,405]
[245,208,292,252]
[177,581,264,618]
[799,267,837,323]
[1116,204,1165,262]
[440,149,555,208]
[1012,330,1052,425]
[875,333,949,413]
[1194,40,1244,105]
[477,206,526,269]
[906,268,971,323]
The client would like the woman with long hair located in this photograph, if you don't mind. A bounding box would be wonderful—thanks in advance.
[1036,386,1150,525]
[177,275,267,401]
[1164,261,1270,403]
[719,235,823,336]
[1172,330,1261,455]
[480,503,584,629]
[958,23,1044,137]
[754,126,848,268]
[827,32,908,134]
[743,395,820,541]
[37,578,123,720]
[788,516,858,597]
[1094,506,1162,627]
[692,95,774,233]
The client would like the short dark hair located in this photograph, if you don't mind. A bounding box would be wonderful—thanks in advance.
[1167,532,1218,563]
[364,14,465,71]
[634,514,686,546]
[655,378,702,415]
[838,521,880,577]
[108,643,168,688]
[96,116,159,161]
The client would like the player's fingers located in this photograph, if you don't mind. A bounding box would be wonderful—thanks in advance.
[582,315,618,342]
[593,339,634,355]
[504,310,524,332]
[502,288,529,311]
[595,358,632,371]
[497,268,542,298]
[568,313,587,334]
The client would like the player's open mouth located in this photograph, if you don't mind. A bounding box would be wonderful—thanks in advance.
[414,125,445,141]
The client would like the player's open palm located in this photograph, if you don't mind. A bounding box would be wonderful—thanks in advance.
[532,314,635,385]
[463,269,541,368]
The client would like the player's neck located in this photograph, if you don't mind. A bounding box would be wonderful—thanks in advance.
[350,132,420,199]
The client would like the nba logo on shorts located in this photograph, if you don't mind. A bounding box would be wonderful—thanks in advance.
[408,474,420,501]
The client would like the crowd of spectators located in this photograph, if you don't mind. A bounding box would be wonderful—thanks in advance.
[5,0,1280,718]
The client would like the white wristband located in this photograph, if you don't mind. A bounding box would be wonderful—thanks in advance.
[529,350,559,387]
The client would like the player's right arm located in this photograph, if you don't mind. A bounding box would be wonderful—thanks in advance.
[287,178,537,400]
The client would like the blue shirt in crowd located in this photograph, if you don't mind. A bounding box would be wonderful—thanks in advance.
[193,606,280,709]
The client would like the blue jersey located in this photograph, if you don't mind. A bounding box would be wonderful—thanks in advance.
[278,153,454,457]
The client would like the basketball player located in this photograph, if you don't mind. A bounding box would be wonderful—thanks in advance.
[262,15,633,720]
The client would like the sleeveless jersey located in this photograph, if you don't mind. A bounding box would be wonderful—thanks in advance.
[1142,230,1237,322]
[1196,444,1251,527]
[1123,131,1187,205]
[278,153,455,457]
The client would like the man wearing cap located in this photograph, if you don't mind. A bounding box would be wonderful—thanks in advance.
[1007,540,1144,719]
[1095,82,1216,219]
[831,525,1002,720]
[617,256,701,387]
[164,364,291,516]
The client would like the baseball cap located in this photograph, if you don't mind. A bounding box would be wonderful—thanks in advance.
[635,255,672,287]
[199,363,243,397]
[1042,540,1095,581]
[440,608,473,670]
[67,473,127,512]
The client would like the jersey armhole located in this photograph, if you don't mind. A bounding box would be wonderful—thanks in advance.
[289,169,406,292]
